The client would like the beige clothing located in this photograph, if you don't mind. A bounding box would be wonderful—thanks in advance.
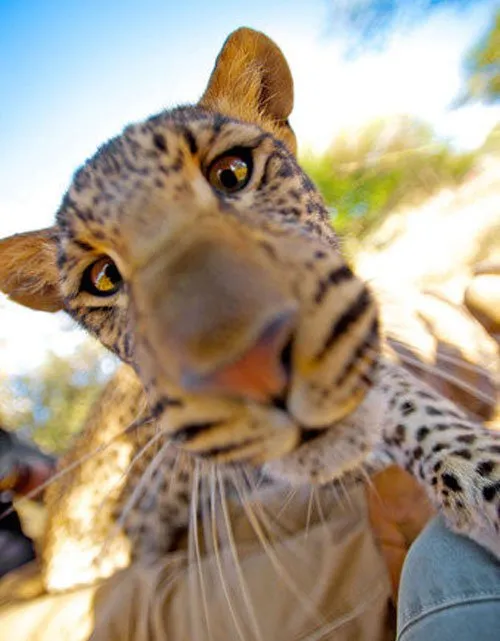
[0,484,394,641]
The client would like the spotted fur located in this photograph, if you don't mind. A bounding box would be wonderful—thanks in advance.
[0,28,499,593]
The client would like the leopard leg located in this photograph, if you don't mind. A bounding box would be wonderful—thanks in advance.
[120,431,193,563]
[376,360,500,559]
[42,365,193,591]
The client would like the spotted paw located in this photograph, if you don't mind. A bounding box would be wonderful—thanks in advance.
[377,361,500,558]
[427,430,500,558]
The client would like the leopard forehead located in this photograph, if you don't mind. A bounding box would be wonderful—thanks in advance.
[55,105,331,256]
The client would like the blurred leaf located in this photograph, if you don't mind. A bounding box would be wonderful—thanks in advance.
[301,115,477,250]
[459,9,500,104]
[0,341,116,454]
[481,122,500,154]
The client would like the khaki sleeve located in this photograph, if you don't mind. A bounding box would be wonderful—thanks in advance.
[0,485,395,641]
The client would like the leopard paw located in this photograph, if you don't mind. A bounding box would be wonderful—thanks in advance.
[425,431,500,558]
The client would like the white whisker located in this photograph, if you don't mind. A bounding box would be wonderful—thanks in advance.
[99,433,171,559]
[241,468,288,541]
[299,583,389,641]
[96,426,167,527]
[189,462,213,641]
[358,464,378,496]
[388,336,499,382]
[4,417,148,522]
[231,471,326,627]
[312,487,327,529]
[323,481,345,511]
[396,351,497,406]
[338,477,355,511]
[218,468,263,641]
[275,486,299,520]
[113,431,169,534]
[305,487,315,539]
[209,468,247,641]
[242,469,321,566]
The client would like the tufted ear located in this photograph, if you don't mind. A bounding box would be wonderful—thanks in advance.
[0,227,64,312]
[200,27,297,154]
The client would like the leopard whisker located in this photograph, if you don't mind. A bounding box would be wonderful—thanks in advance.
[330,475,355,513]
[94,426,169,533]
[349,461,385,509]
[150,439,182,499]
[199,463,214,566]
[250,468,267,493]
[189,461,214,641]
[305,487,315,540]
[0,416,149,523]
[126,409,160,432]
[363,342,497,410]
[396,351,497,407]
[240,468,283,541]
[239,469,315,566]
[387,335,499,382]
[231,471,326,627]
[209,467,248,641]
[217,467,264,641]
[358,464,379,496]
[312,487,327,529]
[298,583,390,641]
[148,443,188,545]
[275,485,299,520]
[112,431,170,542]
[319,478,345,511]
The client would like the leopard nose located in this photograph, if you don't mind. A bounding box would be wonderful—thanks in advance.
[182,309,295,403]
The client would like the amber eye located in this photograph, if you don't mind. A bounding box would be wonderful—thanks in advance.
[82,257,123,296]
[207,150,252,193]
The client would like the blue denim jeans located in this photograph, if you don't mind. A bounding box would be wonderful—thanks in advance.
[397,516,500,641]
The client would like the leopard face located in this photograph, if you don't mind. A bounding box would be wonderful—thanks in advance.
[55,106,380,470]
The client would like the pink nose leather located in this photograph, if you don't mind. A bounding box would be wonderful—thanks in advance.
[183,311,294,403]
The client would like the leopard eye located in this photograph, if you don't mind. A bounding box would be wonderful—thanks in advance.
[82,257,123,296]
[207,150,252,193]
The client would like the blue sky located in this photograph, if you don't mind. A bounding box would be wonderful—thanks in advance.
[0,0,331,234]
[0,0,499,373]
[1,0,498,234]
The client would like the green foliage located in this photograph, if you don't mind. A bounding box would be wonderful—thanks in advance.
[300,116,476,245]
[461,9,500,104]
[481,122,500,154]
[0,341,115,454]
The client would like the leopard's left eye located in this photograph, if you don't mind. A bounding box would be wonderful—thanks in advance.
[207,150,252,193]
[82,256,123,296]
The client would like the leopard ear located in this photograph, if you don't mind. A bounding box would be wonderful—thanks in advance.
[0,227,64,312]
[199,27,297,154]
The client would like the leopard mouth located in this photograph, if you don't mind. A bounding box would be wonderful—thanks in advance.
[272,336,352,445]
[269,336,293,407]
[153,323,376,465]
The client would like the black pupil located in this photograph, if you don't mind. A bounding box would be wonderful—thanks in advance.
[104,262,121,285]
[219,168,239,189]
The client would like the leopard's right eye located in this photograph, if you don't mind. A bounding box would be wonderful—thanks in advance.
[207,149,252,194]
[81,257,123,296]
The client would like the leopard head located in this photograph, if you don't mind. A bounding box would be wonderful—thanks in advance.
[0,28,380,479]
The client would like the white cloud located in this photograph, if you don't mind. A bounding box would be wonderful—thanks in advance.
[0,296,87,376]
[277,8,500,152]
